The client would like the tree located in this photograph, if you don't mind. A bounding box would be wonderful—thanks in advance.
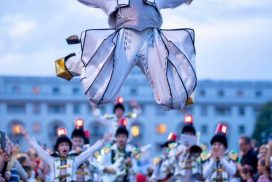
[252,102,272,145]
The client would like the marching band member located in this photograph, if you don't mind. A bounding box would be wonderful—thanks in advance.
[55,0,196,110]
[168,114,203,182]
[70,120,95,182]
[202,123,237,182]
[98,126,138,182]
[22,127,110,182]
[150,132,177,182]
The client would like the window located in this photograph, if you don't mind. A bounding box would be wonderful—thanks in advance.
[253,107,261,116]
[130,88,138,96]
[217,90,225,97]
[11,86,21,94]
[200,106,208,116]
[238,107,245,116]
[130,122,144,140]
[215,106,231,116]
[238,125,245,134]
[156,124,167,134]
[255,90,262,98]
[8,121,24,140]
[7,104,26,114]
[32,103,41,114]
[236,90,244,97]
[89,121,106,143]
[201,125,208,135]
[48,104,65,114]
[32,122,41,133]
[73,104,80,114]
[72,87,80,95]
[199,90,206,97]
[52,87,60,95]
[32,87,41,95]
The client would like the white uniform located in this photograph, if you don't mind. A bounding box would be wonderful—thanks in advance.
[202,153,237,182]
[26,137,105,182]
[62,0,196,110]
[169,144,202,182]
[98,143,138,182]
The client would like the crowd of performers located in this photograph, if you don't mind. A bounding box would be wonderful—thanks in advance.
[0,101,272,182]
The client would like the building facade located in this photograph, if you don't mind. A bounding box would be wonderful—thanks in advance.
[0,71,272,154]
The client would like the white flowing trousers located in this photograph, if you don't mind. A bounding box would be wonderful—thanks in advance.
[66,28,196,110]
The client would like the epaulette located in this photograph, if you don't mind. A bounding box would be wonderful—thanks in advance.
[168,142,178,150]
[153,156,163,165]
[101,144,112,155]
[228,150,238,161]
[200,151,211,162]
[132,147,141,160]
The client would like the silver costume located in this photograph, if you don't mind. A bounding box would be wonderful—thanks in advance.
[62,0,196,110]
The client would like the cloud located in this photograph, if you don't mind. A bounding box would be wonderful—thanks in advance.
[1,15,37,39]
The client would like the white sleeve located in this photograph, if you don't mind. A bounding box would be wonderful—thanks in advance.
[203,158,216,179]
[77,0,116,15]
[74,139,105,169]
[27,137,54,168]
[220,158,237,177]
[13,160,28,181]
[156,0,193,9]
[65,53,83,77]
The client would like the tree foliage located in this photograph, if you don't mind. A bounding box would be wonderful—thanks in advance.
[252,102,272,144]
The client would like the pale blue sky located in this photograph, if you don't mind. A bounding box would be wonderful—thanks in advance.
[0,0,271,80]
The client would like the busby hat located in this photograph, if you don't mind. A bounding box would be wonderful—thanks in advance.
[113,96,125,113]
[115,126,129,137]
[210,123,228,148]
[71,128,86,139]
[54,133,72,152]
[181,114,196,135]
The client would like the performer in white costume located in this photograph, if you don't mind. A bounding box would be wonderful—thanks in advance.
[150,132,177,181]
[56,0,196,110]
[168,117,203,182]
[22,128,110,182]
[98,127,138,182]
[202,124,237,182]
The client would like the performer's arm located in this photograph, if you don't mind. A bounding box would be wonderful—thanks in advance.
[202,158,216,179]
[74,134,110,168]
[220,157,237,177]
[157,0,193,9]
[77,0,116,15]
[22,129,53,167]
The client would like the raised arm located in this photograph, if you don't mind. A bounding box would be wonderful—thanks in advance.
[22,129,53,167]
[74,134,111,168]
[156,0,193,9]
[77,0,116,15]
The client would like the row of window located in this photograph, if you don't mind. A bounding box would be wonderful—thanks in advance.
[10,86,82,95]
[9,85,265,98]
[3,103,261,117]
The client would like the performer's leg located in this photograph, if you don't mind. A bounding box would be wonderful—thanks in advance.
[84,29,145,104]
[137,29,174,109]
[137,29,196,109]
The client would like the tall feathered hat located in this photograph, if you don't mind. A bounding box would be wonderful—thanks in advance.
[71,119,86,139]
[113,96,125,113]
[210,123,228,148]
[181,114,196,135]
[55,128,72,151]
